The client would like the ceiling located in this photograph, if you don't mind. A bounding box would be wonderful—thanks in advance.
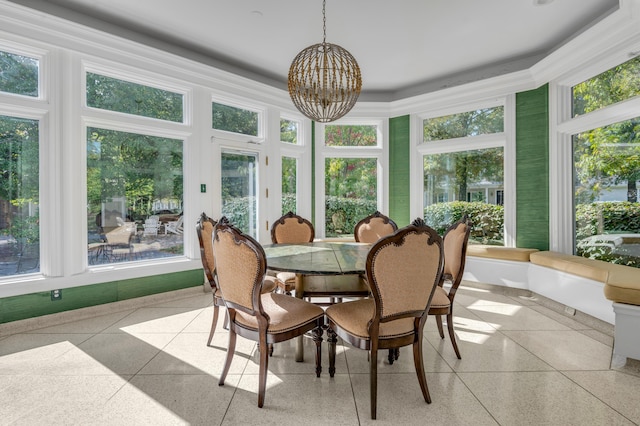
[9,0,620,101]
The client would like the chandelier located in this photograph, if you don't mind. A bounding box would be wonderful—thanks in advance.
[288,0,362,123]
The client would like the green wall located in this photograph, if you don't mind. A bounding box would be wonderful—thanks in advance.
[0,269,203,324]
[389,115,411,226]
[515,84,550,250]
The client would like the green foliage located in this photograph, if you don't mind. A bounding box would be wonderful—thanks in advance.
[325,196,377,236]
[282,194,296,215]
[325,124,377,147]
[0,51,38,97]
[424,201,504,244]
[280,119,298,143]
[423,107,504,141]
[575,202,640,240]
[86,72,183,122]
[212,102,258,136]
[0,213,39,244]
[221,196,255,233]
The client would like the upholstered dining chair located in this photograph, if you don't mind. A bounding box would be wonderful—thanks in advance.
[213,218,325,408]
[353,211,398,243]
[428,214,472,359]
[196,212,277,347]
[270,211,315,295]
[325,218,444,420]
[387,214,472,364]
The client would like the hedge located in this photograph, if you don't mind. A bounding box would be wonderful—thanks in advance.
[423,201,504,244]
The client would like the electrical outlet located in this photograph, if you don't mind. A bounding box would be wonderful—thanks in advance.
[51,289,62,301]
[564,305,576,316]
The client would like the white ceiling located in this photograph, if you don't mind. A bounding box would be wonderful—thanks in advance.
[9,0,619,101]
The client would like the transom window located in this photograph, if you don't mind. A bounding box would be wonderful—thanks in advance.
[422,106,504,142]
[0,50,39,97]
[212,101,260,137]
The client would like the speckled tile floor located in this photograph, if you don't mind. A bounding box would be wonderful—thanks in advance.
[1,282,639,425]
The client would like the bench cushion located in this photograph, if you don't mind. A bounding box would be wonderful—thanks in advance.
[467,245,538,262]
[604,266,640,306]
[530,251,640,306]
[529,251,610,283]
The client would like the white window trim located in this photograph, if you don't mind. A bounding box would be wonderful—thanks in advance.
[411,96,516,246]
[314,118,388,238]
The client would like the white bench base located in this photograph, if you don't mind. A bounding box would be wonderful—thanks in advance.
[611,302,640,367]
[464,256,614,324]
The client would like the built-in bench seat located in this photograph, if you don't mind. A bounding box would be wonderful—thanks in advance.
[465,247,640,365]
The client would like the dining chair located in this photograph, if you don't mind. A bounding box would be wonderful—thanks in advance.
[325,218,444,420]
[387,214,472,364]
[428,214,472,359]
[353,211,398,243]
[270,211,315,295]
[213,218,325,408]
[196,212,277,347]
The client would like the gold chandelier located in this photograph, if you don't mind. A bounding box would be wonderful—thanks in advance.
[288,0,362,123]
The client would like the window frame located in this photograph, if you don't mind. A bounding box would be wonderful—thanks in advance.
[550,52,640,254]
[314,118,387,238]
[411,96,516,246]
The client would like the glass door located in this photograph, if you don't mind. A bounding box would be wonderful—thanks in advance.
[221,150,259,238]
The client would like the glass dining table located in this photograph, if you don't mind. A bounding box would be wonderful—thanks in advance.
[263,241,372,361]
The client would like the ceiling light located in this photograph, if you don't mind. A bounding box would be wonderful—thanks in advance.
[287,0,362,123]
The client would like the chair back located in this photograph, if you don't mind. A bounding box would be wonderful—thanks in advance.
[366,218,443,326]
[213,218,266,314]
[196,212,217,289]
[354,211,398,243]
[442,214,472,290]
[271,211,314,244]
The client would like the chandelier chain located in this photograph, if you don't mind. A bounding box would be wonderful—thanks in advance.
[322,0,326,44]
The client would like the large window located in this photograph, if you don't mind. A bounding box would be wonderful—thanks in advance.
[419,106,506,244]
[0,48,40,277]
[565,56,640,267]
[87,128,184,265]
[0,115,40,276]
[317,122,384,238]
[85,70,185,265]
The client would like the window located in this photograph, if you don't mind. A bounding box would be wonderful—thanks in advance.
[573,118,640,267]
[87,128,183,265]
[423,107,504,142]
[551,55,640,267]
[282,156,297,214]
[221,151,258,238]
[423,148,504,244]
[280,119,298,144]
[572,56,640,117]
[212,102,259,136]
[86,72,183,122]
[0,50,39,97]
[317,121,384,238]
[0,115,40,276]
[418,104,507,245]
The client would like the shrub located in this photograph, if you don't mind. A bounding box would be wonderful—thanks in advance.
[423,201,504,244]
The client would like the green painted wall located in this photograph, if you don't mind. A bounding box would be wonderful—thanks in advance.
[389,115,411,226]
[0,269,203,324]
[515,85,550,250]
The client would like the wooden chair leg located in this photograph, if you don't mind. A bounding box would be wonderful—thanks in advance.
[257,338,269,408]
[312,325,323,377]
[327,327,337,377]
[219,327,237,386]
[207,303,219,346]
[370,346,378,420]
[447,312,461,359]
[413,335,431,404]
[436,315,445,339]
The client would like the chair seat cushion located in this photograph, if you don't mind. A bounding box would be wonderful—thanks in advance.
[429,286,451,309]
[235,293,324,334]
[325,299,415,340]
[275,271,296,284]
[261,275,278,293]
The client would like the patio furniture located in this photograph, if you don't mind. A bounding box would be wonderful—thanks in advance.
[164,215,184,235]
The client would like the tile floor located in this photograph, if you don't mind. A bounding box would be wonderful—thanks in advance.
[1,282,640,425]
